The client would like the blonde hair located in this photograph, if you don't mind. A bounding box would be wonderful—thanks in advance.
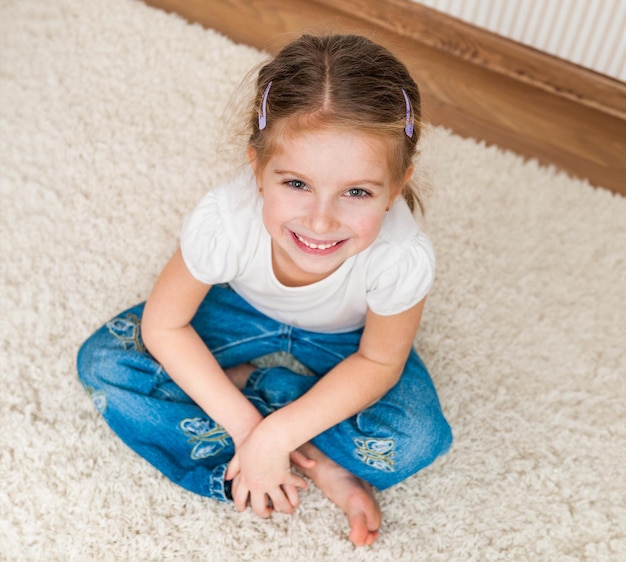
[247,34,424,212]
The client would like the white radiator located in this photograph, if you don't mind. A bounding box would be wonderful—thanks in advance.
[415,0,625,81]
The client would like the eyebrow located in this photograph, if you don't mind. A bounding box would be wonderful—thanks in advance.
[273,169,386,189]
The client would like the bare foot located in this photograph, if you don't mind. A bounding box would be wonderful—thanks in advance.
[224,363,256,389]
[296,443,382,547]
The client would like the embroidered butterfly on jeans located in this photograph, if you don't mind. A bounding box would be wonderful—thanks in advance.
[180,417,231,460]
[106,313,145,352]
[354,437,396,472]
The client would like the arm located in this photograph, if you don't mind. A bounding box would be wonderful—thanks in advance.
[142,249,309,514]
[141,248,263,445]
[231,299,426,488]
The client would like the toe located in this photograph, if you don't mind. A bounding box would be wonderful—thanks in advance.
[348,512,370,547]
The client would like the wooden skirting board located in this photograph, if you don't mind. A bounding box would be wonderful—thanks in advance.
[144,0,626,196]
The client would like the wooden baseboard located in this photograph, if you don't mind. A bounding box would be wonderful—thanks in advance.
[144,0,626,195]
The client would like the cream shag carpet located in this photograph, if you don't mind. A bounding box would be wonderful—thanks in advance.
[1,1,625,560]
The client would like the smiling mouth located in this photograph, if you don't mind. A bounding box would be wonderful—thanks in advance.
[293,232,343,251]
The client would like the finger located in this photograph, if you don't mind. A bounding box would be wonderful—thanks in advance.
[249,491,272,518]
[289,450,317,469]
[225,455,240,481]
[268,488,295,515]
[231,476,250,512]
[285,470,309,491]
[280,484,301,509]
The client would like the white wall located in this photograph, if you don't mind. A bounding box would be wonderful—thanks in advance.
[414,0,625,81]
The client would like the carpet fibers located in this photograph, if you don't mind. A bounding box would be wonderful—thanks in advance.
[1,1,624,560]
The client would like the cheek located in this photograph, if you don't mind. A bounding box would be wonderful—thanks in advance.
[262,195,288,233]
[261,202,276,233]
[350,213,385,243]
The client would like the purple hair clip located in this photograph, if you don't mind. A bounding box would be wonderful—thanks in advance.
[258,81,272,131]
[401,88,414,138]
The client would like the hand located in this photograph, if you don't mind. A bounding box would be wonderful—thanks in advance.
[225,426,311,517]
[228,449,316,516]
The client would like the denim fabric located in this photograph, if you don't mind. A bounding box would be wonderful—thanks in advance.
[77,285,451,501]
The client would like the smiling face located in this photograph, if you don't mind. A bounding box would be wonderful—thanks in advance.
[250,127,409,287]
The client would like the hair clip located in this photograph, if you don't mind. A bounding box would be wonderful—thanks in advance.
[401,88,414,138]
[258,81,272,131]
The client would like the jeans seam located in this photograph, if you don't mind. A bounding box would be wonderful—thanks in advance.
[294,338,347,364]
[209,332,284,355]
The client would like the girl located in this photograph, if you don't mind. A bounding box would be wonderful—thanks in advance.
[77,34,452,547]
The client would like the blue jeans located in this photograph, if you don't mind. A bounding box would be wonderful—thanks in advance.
[77,285,452,502]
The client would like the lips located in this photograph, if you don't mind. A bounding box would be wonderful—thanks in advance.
[292,231,344,252]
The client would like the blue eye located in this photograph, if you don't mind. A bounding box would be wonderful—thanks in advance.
[287,179,307,190]
[346,188,369,198]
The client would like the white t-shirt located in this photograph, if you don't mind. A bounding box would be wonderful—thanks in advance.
[180,169,435,334]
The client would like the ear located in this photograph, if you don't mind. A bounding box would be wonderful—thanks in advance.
[397,164,415,198]
[404,164,414,184]
[387,165,415,208]
[247,146,263,195]
[247,146,258,171]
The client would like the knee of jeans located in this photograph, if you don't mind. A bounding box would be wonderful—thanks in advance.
[76,333,110,414]
[77,311,146,379]
[76,331,104,385]
[354,406,452,476]
[76,328,130,391]
[401,408,452,471]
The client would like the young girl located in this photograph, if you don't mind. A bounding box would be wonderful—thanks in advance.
[77,34,452,547]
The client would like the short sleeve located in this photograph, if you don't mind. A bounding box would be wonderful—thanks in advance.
[180,189,240,285]
[366,233,436,316]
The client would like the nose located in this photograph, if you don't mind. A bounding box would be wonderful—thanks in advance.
[306,196,340,234]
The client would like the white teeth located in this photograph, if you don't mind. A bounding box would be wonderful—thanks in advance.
[295,232,339,250]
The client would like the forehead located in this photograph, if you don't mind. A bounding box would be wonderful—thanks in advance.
[269,127,394,178]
